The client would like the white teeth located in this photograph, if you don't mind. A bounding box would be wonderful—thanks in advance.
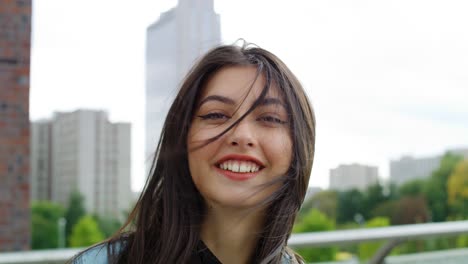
[251,166,258,172]
[218,160,261,173]
[240,163,247,173]
[232,162,239,172]
[246,163,251,172]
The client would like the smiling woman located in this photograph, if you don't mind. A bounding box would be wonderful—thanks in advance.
[70,42,315,264]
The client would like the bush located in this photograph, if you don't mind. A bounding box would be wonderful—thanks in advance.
[293,209,337,262]
[31,202,65,249]
[69,215,105,247]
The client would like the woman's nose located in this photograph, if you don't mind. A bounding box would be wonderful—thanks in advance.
[227,120,256,148]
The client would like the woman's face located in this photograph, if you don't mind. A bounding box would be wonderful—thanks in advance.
[187,66,293,209]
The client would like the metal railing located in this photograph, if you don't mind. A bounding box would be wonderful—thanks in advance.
[288,220,468,247]
[0,248,82,264]
[288,220,468,264]
[1,220,467,264]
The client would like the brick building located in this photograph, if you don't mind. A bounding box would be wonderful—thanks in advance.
[0,0,32,251]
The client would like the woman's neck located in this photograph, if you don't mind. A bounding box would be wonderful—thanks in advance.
[200,206,265,264]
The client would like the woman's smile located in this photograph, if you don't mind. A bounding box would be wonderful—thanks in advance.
[214,154,265,181]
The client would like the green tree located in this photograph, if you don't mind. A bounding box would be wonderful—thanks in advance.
[362,183,388,219]
[65,191,86,245]
[358,217,390,260]
[447,160,468,218]
[371,200,397,220]
[31,201,65,249]
[293,209,337,262]
[337,189,365,224]
[94,214,122,238]
[69,215,105,247]
[392,196,429,225]
[423,153,462,222]
[399,179,425,197]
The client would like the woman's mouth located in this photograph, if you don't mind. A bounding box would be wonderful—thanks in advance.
[217,160,261,173]
[214,154,265,181]
[214,157,265,181]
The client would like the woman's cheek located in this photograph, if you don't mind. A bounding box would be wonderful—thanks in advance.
[191,122,228,141]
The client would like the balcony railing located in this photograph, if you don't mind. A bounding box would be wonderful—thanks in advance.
[0,220,467,264]
[288,220,468,247]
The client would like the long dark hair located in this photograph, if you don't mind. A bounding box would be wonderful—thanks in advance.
[76,42,315,264]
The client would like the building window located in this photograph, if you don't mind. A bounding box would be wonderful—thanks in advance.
[17,75,28,86]
[0,102,7,111]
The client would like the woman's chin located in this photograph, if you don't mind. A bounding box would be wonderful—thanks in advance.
[204,189,273,210]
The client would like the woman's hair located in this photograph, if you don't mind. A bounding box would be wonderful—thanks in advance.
[103,42,314,263]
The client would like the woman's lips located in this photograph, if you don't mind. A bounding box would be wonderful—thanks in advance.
[214,154,265,181]
[215,154,265,167]
[214,165,261,181]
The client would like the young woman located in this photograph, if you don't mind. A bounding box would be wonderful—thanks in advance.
[72,42,315,264]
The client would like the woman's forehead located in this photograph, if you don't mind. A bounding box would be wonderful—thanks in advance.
[200,66,282,101]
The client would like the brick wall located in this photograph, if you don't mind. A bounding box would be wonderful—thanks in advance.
[0,0,32,252]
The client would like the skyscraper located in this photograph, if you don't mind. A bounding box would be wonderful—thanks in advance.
[145,0,221,172]
[30,110,132,219]
[0,0,32,251]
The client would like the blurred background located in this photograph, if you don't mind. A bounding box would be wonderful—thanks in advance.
[1,0,467,263]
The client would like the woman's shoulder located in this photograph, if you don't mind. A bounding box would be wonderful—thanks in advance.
[71,240,125,264]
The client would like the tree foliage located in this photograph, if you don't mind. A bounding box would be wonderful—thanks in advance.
[69,215,105,247]
[293,209,337,262]
[65,191,86,246]
[399,179,425,197]
[94,214,122,238]
[447,160,468,218]
[392,196,429,225]
[31,201,65,249]
[362,184,388,219]
[371,200,397,220]
[336,189,365,224]
[423,153,463,222]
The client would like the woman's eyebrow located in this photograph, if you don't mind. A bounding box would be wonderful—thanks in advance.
[198,95,235,107]
[259,97,287,109]
[198,95,286,110]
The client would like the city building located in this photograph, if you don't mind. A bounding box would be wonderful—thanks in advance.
[329,164,379,191]
[390,148,468,186]
[390,155,441,186]
[30,110,132,219]
[0,0,32,251]
[30,121,52,201]
[145,0,221,173]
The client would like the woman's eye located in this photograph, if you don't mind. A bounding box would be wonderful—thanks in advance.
[258,115,287,124]
[198,112,229,120]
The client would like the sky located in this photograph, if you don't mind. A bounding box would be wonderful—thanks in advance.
[30,0,468,192]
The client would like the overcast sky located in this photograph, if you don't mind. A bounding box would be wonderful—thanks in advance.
[31,0,468,191]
